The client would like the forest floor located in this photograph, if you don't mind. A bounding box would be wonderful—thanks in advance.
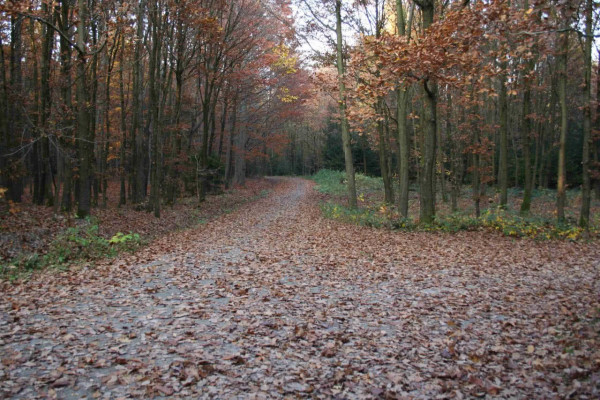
[312,170,600,239]
[1,177,599,399]
[0,179,275,266]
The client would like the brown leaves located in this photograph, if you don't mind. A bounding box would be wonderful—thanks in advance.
[1,178,599,398]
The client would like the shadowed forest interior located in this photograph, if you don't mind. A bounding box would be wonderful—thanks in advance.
[0,0,598,228]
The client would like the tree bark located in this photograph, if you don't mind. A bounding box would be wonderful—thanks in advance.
[59,0,73,212]
[415,0,437,224]
[395,0,412,217]
[556,21,568,223]
[224,90,238,189]
[76,0,91,218]
[149,0,162,217]
[377,99,393,203]
[335,0,357,208]
[131,0,146,204]
[520,67,534,213]
[498,67,508,208]
[579,0,592,228]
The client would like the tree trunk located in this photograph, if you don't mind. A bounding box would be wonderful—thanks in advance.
[224,91,238,189]
[58,0,73,212]
[233,107,246,186]
[76,0,91,218]
[3,15,24,202]
[498,68,508,207]
[520,64,534,213]
[149,0,162,217]
[473,130,481,218]
[377,100,393,203]
[335,0,357,208]
[579,0,592,228]
[119,32,127,206]
[131,0,146,204]
[416,0,436,224]
[556,23,568,223]
[395,0,412,217]
[595,48,600,200]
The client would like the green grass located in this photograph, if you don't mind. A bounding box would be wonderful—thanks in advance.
[312,169,384,198]
[0,218,143,280]
[312,169,598,240]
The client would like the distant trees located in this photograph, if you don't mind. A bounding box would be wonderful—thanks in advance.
[299,0,598,226]
[1,0,598,229]
[0,0,313,217]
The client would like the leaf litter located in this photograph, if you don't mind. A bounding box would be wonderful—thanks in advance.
[1,178,599,399]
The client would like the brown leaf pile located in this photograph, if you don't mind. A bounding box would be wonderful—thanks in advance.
[1,178,599,399]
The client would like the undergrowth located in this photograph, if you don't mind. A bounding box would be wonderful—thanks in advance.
[0,218,142,280]
[1,187,274,281]
[313,169,598,240]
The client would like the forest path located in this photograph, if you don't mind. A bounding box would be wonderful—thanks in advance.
[1,177,599,399]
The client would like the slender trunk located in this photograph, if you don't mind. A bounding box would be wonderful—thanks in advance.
[90,21,99,208]
[397,88,409,216]
[532,122,541,191]
[420,80,437,223]
[76,0,91,218]
[595,48,600,200]
[4,15,24,202]
[335,0,357,208]
[59,0,73,211]
[218,96,228,159]
[437,103,447,203]
[103,39,116,208]
[377,100,393,203]
[209,106,217,156]
[498,68,508,207]
[447,91,461,212]
[119,32,127,206]
[473,130,481,218]
[417,1,437,223]
[0,30,9,201]
[149,1,162,217]
[579,0,592,228]
[395,0,412,217]
[225,91,238,189]
[233,99,246,186]
[556,25,568,223]
[359,134,367,175]
[132,0,146,203]
[520,64,534,213]
[35,4,54,206]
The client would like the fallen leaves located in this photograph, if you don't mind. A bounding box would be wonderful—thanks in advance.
[0,178,599,399]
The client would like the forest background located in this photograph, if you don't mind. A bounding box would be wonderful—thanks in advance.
[0,0,599,274]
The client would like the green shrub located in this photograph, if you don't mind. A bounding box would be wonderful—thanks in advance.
[1,220,143,279]
[318,200,596,240]
[480,208,596,240]
[109,232,141,246]
[312,170,347,196]
[312,169,384,198]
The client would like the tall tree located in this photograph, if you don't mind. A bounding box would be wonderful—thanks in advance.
[579,0,593,228]
[335,0,357,208]
[413,0,437,223]
[556,4,569,223]
[76,0,92,218]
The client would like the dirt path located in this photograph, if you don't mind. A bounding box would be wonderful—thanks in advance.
[1,178,599,399]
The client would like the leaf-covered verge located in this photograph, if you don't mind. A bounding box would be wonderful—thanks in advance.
[312,170,600,240]
[1,177,598,399]
[0,179,274,280]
